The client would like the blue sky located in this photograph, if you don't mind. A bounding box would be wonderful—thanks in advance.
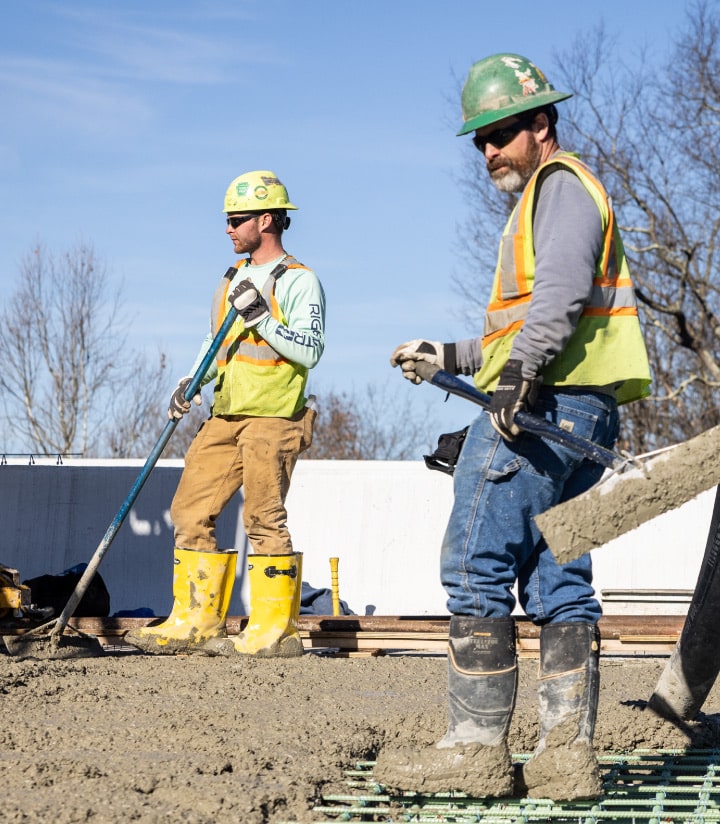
[0,0,692,443]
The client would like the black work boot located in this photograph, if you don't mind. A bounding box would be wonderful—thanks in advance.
[521,622,603,801]
[374,615,517,797]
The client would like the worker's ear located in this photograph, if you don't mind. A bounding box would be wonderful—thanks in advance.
[256,212,273,232]
[531,111,552,144]
[532,112,549,135]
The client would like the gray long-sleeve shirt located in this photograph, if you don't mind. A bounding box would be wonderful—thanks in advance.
[453,167,604,380]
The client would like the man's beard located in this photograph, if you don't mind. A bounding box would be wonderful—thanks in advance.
[488,143,542,193]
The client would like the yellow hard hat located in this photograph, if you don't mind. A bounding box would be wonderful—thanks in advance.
[223,170,298,213]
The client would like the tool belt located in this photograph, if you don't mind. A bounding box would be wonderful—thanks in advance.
[423,426,469,476]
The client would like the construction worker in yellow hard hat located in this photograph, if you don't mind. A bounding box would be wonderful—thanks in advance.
[125,170,326,660]
[377,53,650,802]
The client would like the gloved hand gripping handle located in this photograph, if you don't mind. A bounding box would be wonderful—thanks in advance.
[181,305,239,406]
[414,361,622,470]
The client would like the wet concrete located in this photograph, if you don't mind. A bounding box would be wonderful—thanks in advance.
[1,651,720,823]
[537,424,720,563]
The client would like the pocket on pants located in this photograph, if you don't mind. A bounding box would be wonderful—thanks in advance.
[486,454,524,483]
[299,406,317,453]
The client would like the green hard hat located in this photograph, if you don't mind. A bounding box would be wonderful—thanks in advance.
[458,53,572,136]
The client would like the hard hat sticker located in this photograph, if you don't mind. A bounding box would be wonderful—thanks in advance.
[261,176,281,186]
[235,182,249,196]
[254,185,269,200]
[518,72,540,96]
[501,56,524,70]
[500,55,542,96]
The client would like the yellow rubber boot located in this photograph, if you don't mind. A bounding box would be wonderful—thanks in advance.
[124,548,237,655]
[203,553,303,658]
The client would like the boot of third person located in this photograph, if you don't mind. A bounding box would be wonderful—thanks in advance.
[374,615,517,797]
[520,622,603,801]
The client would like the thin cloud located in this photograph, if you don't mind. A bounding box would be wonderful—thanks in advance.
[0,56,154,135]
[40,4,286,84]
[0,7,289,141]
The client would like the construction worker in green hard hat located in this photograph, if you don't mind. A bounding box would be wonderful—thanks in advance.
[378,53,651,800]
[125,170,326,660]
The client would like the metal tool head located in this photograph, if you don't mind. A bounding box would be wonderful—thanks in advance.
[3,622,104,659]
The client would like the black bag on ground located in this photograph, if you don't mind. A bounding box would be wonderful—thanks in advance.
[423,426,469,475]
[23,565,110,617]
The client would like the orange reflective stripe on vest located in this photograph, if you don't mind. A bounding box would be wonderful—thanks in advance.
[484,154,639,345]
[210,256,311,418]
[213,257,303,368]
[474,152,651,404]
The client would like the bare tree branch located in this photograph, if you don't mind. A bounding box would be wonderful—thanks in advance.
[304,382,440,460]
[0,243,168,457]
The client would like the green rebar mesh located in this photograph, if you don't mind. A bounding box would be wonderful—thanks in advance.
[283,749,720,823]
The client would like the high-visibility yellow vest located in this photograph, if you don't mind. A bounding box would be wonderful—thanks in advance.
[211,256,309,417]
[475,152,651,405]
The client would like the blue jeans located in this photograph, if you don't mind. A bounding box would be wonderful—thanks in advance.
[440,388,619,624]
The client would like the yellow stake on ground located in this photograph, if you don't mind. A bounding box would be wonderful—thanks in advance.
[329,557,340,616]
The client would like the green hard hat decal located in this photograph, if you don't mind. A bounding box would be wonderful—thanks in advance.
[458,53,572,136]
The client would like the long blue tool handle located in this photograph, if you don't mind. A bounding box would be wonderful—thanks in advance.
[415,361,623,470]
[49,301,240,638]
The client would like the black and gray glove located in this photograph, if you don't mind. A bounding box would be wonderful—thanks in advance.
[229,278,270,327]
[390,339,453,384]
[168,377,202,420]
[489,359,541,441]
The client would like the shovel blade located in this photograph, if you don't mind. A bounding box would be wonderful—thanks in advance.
[4,625,105,660]
[536,423,720,564]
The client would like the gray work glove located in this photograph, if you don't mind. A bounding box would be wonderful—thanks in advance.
[168,377,202,420]
[489,359,541,441]
[229,279,270,327]
[390,339,447,385]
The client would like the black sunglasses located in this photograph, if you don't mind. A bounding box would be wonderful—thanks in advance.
[226,214,261,228]
[472,115,535,153]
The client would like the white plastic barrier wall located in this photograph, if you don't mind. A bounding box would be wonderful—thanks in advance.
[0,458,714,617]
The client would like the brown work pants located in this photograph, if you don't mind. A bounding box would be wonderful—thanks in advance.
[170,409,315,555]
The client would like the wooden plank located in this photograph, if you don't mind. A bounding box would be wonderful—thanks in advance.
[302,630,448,653]
[61,614,687,637]
[1,615,685,656]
